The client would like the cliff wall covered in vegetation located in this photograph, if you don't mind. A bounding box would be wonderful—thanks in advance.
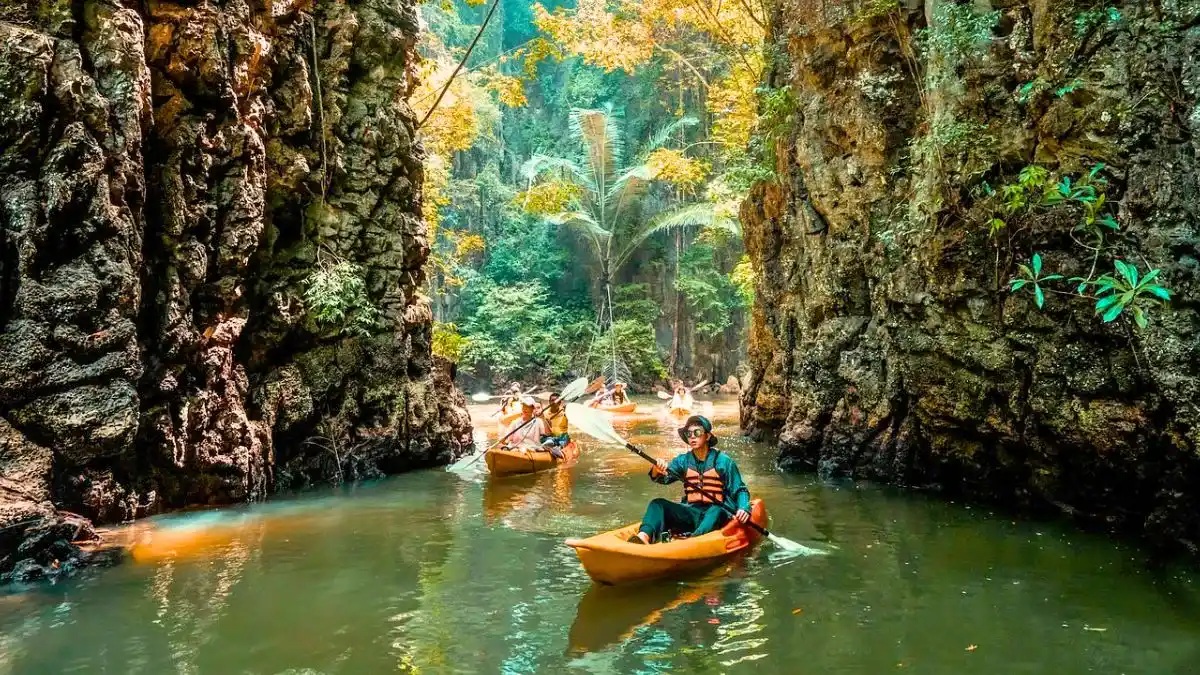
[741,0,1200,555]
[0,0,470,583]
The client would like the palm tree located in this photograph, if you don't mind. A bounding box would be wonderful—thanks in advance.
[519,105,737,380]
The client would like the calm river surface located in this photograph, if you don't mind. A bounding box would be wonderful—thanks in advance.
[1,396,1197,673]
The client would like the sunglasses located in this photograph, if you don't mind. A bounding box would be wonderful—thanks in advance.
[684,428,707,439]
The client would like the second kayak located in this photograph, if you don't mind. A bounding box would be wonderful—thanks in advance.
[564,499,768,585]
[486,441,580,476]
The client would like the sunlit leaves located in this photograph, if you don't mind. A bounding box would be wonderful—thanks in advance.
[514,180,584,216]
[476,66,528,108]
[646,148,710,190]
[532,0,654,74]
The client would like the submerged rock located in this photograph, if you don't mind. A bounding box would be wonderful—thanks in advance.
[0,0,471,584]
[743,1,1200,557]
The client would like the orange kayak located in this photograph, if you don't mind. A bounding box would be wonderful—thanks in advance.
[666,406,691,417]
[565,499,768,585]
[596,401,637,414]
[485,441,579,476]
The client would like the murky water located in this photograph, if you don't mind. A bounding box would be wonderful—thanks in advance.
[1,396,1197,673]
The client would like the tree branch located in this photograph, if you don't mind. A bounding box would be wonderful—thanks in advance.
[416,0,501,130]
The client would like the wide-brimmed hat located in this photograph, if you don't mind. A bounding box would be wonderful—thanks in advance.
[614,382,627,389]
[677,415,717,447]
[519,395,537,407]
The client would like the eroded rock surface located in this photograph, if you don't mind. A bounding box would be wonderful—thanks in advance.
[0,0,471,580]
[743,0,1200,556]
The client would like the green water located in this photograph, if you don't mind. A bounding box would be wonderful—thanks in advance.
[1,397,1197,674]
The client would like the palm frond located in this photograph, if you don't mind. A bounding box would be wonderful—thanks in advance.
[605,164,655,221]
[639,116,699,157]
[569,106,626,186]
[613,202,737,271]
[546,211,613,241]
[520,154,585,182]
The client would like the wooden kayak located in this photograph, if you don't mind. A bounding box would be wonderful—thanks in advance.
[596,401,637,414]
[486,441,579,476]
[565,499,768,585]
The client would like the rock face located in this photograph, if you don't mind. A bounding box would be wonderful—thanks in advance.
[0,0,472,574]
[742,0,1200,556]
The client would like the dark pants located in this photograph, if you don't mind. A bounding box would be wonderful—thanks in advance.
[540,433,569,458]
[638,498,729,541]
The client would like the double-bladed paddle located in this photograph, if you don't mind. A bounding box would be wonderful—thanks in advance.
[565,402,814,553]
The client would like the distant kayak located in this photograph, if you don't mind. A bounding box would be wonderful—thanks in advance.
[564,499,768,585]
[595,401,637,414]
[666,406,690,417]
[486,441,579,476]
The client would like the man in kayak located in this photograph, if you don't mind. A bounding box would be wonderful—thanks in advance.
[628,415,751,544]
[501,396,550,452]
[539,393,570,457]
[610,383,629,405]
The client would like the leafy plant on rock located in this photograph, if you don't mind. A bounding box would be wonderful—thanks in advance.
[303,258,381,338]
[1008,253,1062,309]
[1090,260,1172,329]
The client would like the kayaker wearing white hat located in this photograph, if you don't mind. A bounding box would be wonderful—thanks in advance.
[500,396,550,451]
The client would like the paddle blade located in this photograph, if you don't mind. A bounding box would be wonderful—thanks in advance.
[471,392,492,402]
[566,403,626,447]
[766,533,828,557]
[447,449,483,472]
[656,391,671,400]
[560,376,589,401]
[583,376,606,395]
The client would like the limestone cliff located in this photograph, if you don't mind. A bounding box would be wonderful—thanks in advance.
[0,0,471,583]
[742,0,1200,556]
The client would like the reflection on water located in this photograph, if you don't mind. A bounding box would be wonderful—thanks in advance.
[0,396,1197,674]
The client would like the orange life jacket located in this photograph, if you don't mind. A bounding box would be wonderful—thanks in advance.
[684,467,725,504]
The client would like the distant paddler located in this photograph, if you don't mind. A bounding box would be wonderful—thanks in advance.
[666,385,694,414]
[610,383,629,405]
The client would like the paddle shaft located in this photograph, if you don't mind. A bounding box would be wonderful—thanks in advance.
[622,442,770,539]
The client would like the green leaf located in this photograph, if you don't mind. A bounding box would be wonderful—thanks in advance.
[1010,279,1028,291]
[1088,163,1104,179]
[1041,274,1064,281]
[1144,285,1172,301]
[1017,264,1034,279]
[1095,295,1122,312]
[1113,260,1131,283]
[1076,281,1088,294]
[1035,285,1045,309]
[1101,303,1124,322]
[1128,263,1139,286]
[1139,269,1160,286]
[1133,307,1148,330]
[1032,253,1043,276]
[1098,215,1119,230]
